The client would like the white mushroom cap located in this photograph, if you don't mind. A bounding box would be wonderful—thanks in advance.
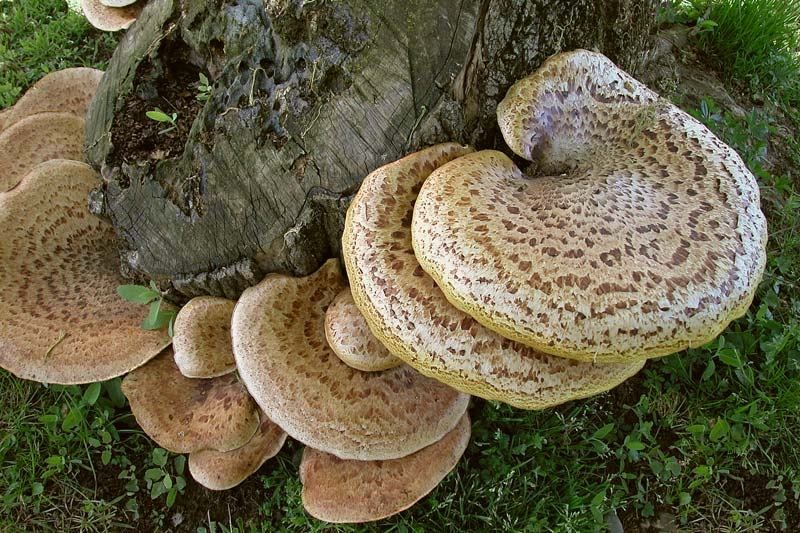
[232,259,470,461]
[80,0,142,32]
[0,160,171,384]
[1,68,104,131]
[0,112,85,192]
[342,143,644,409]
[188,410,287,491]
[173,296,237,378]
[100,0,138,6]
[122,348,261,454]
[300,413,471,523]
[411,50,768,363]
[324,288,402,372]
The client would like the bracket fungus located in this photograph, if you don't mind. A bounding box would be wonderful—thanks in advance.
[232,259,470,461]
[413,50,768,363]
[0,67,103,131]
[188,410,287,491]
[122,349,260,453]
[325,289,402,372]
[173,296,237,378]
[0,159,171,384]
[81,0,143,32]
[0,112,86,192]
[300,413,471,523]
[342,143,644,409]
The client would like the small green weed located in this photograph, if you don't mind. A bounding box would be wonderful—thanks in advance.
[117,282,177,335]
[145,108,179,136]
[196,73,213,102]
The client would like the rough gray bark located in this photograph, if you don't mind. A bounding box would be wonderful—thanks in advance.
[85,0,657,299]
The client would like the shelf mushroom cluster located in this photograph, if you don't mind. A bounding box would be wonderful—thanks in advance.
[0,50,768,524]
[120,261,473,520]
[0,68,171,385]
[342,50,766,410]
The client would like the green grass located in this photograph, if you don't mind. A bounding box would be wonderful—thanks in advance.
[665,0,800,103]
[1,0,800,531]
[0,0,117,107]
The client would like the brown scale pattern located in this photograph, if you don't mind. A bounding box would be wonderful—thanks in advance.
[188,409,287,491]
[342,143,643,409]
[300,413,470,524]
[173,296,237,378]
[122,349,260,454]
[231,259,469,461]
[324,289,402,372]
[0,160,171,384]
[0,113,86,192]
[2,68,103,131]
[413,51,767,363]
[81,0,143,32]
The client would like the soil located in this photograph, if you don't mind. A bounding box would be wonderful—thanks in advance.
[108,44,203,175]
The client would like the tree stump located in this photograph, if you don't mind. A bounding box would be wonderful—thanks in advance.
[85,0,657,299]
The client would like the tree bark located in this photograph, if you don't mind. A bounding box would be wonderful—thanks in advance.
[85,0,657,299]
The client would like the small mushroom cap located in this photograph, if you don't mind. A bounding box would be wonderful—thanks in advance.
[0,160,171,384]
[80,0,142,31]
[324,289,402,372]
[300,412,471,524]
[343,143,643,409]
[188,410,287,491]
[0,112,85,192]
[122,349,260,454]
[232,259,470,461]
[412,51,767,363]
[2,68,104,130]
[173,296,237,378]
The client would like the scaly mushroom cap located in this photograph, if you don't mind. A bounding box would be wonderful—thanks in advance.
[324,289,402,372]
[188,410,287,491]
[300,412,471,524]
[173,296,237,378]
[412,50,768,363]
[232,259,470,461]
[0,160,171,384]
[80,0,142,32]
[342,143,644,409]
[1,68,104,130]
[122,349,260,454]
[0,113,85,192]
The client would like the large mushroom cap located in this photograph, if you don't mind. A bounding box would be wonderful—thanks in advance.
[1,68,104,130]
[122,349,260,454]
[342,143,644,409]
[412,50,768,363]
[324,288,402,372]
[80,0,142,32]
[0,112,85,192]
[188,410,287,491]
[300,412,471,524]
[173,296,237,378]
[232,259,470,461]
[0,159,171,384]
